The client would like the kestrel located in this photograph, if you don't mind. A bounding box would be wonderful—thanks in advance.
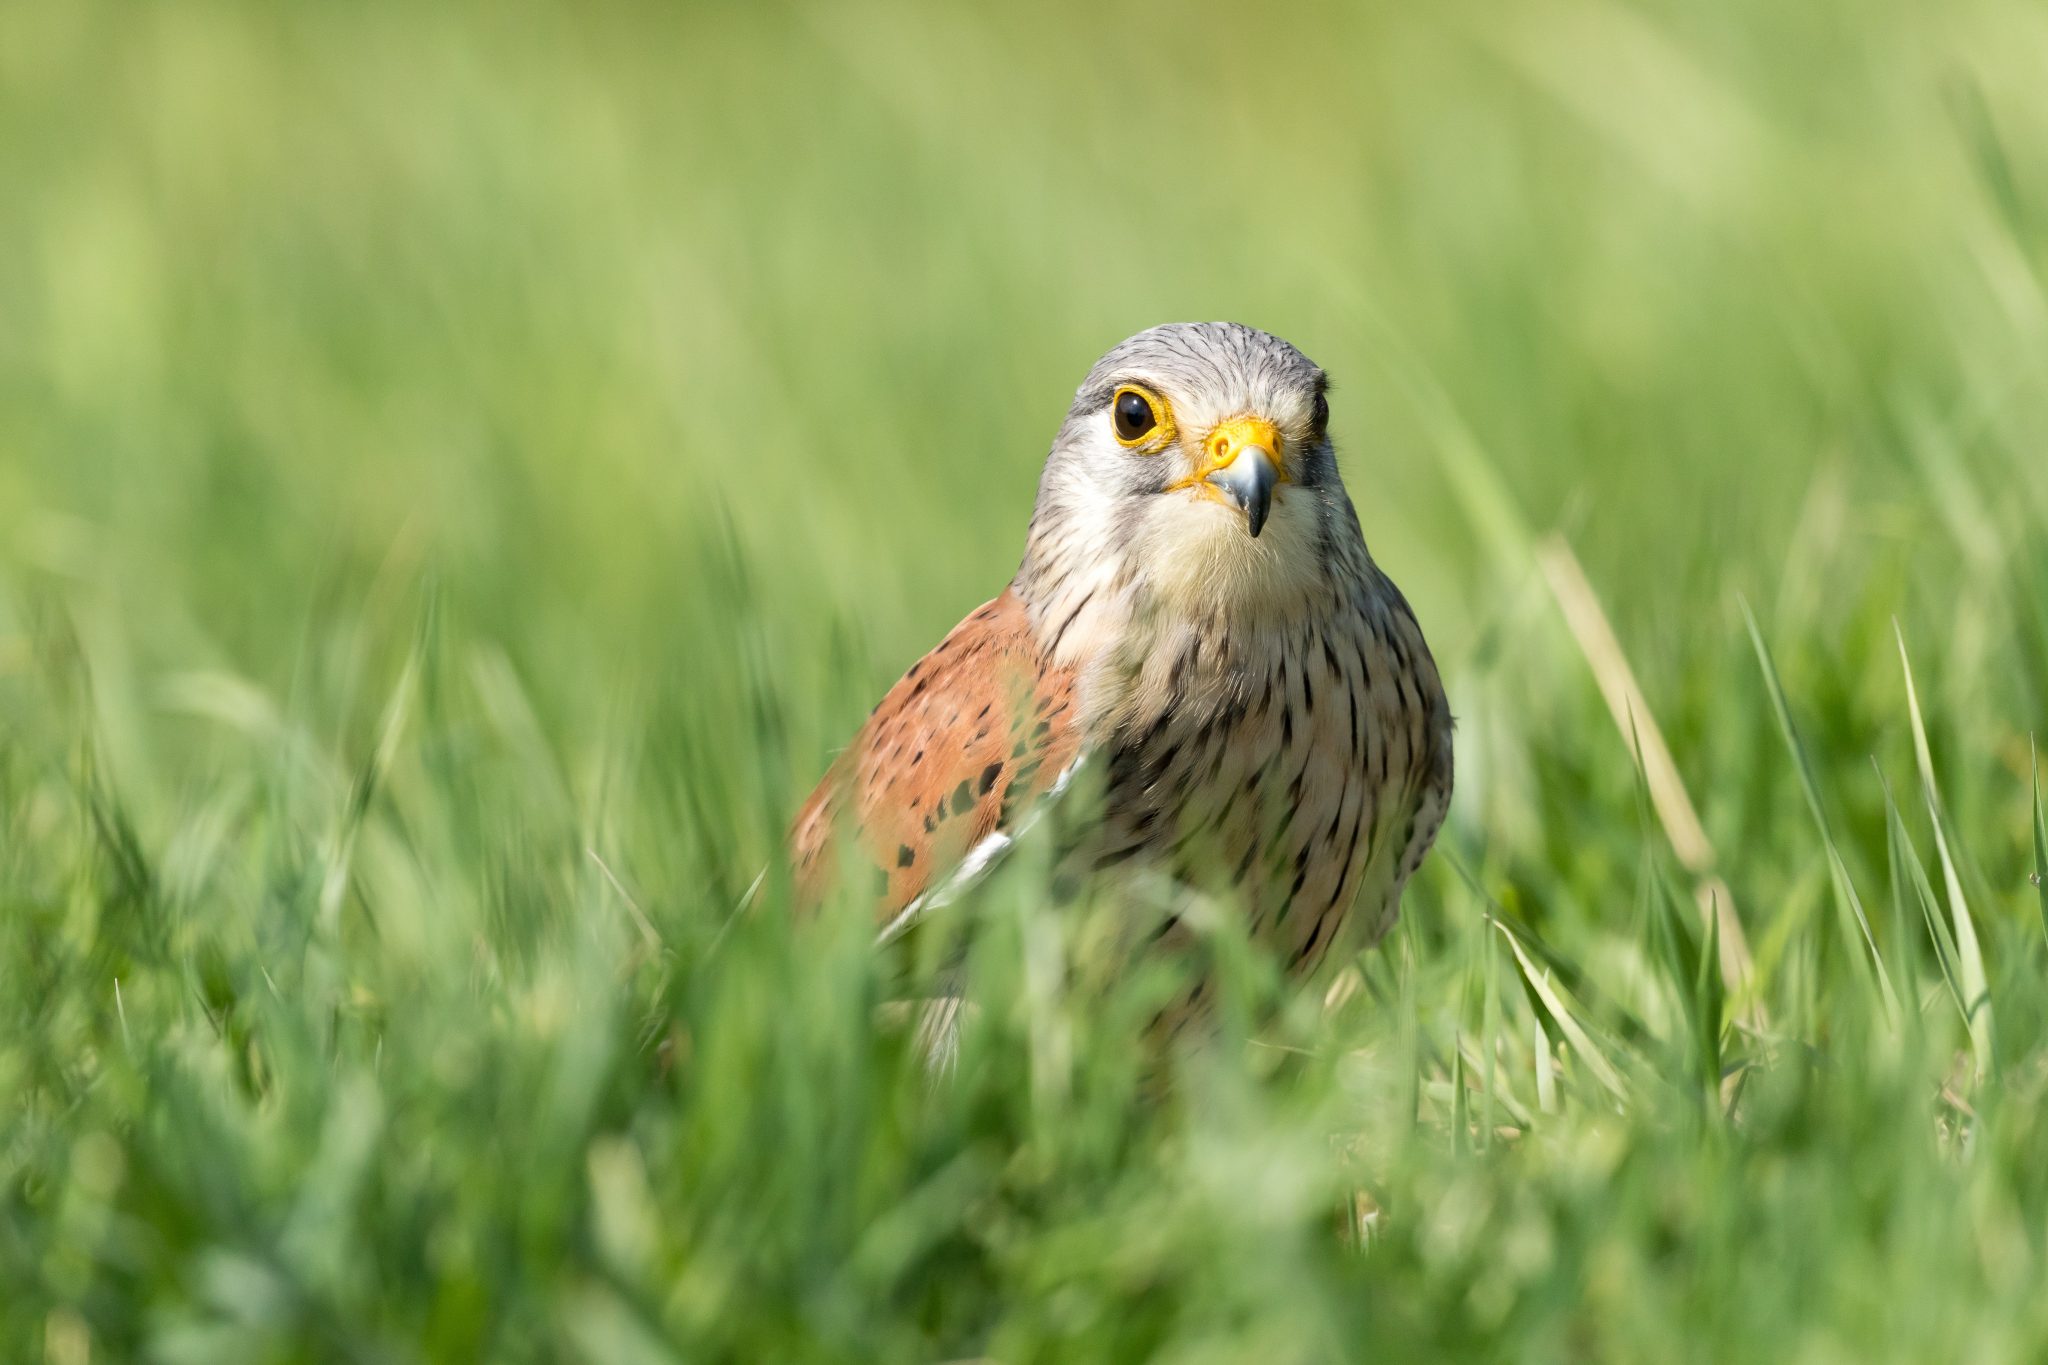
[793,322,1452,994]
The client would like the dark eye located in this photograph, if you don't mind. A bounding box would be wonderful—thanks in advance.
[1310,391,1330,437]
[1112,386,1161,445]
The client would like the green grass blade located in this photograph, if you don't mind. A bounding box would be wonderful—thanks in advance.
[1532,1011,1558,1116]
[1896,622,1993,1076]
[1449,1010,1470,1156]
[1495,919,1631,1107]
[1741,600,1899,1023]
[1445,848,1655,1053]
[1627,704,1707,1071]
[1696,886,1725,1105]
[1480,909,1501,1146]
[2035,737,2048,954]
[1880,769,1967,1030]
[1879,762,1926,1048]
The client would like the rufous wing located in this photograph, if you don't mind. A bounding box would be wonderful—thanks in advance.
[792,588,1081,926]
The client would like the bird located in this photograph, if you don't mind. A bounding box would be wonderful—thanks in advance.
[791,321,1452,1007]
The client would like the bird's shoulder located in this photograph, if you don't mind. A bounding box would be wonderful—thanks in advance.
[791,587,1083,923]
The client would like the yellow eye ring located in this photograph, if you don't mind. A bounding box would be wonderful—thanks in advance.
[1110,384,1174,450]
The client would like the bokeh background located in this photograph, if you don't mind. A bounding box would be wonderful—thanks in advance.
[4,1,2048,1360]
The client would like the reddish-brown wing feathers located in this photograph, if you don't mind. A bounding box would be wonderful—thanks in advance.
[792,589,1081,923]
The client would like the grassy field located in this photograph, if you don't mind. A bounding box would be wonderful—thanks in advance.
[5,0,2048,1359]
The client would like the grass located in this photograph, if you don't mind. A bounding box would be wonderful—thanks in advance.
[4,0,2048,1359]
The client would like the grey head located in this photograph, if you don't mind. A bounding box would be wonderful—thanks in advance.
[1017,322,1360,626]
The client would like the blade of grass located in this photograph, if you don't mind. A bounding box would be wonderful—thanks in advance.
[1495,918,1630,1107]
[1477,909,1501,1148]
[1449,1012,1470,1156]
[1896,622,1993,1077]
[1457,1037,1533,1128]
[1532,1011,1557,1116]
[1741,598,1899,1024]
[2034,737,2048,953]
[1696,890,1725,1105]
[1444,846,1657,1054]
[1880,763,1926,1048]
[1879,767,1968,1033]
[1543,535,1758,1006]
[318,616,423,935]
[1482,929,1515,1146]
[1629,706,1712,1100]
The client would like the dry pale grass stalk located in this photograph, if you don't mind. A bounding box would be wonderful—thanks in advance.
[1536,535,1760,1014]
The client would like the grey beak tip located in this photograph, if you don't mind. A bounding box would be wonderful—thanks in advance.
[1206,451,1278,540]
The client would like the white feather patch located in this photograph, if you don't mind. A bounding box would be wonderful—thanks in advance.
[874,756,1084,946]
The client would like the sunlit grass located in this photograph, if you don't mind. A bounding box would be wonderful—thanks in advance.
[4,0,2048,1359]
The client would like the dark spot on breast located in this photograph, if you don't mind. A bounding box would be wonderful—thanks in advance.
[897,845,915,868]
[1298,914,1328,960]
[952,780,973,811]
[1048,588,1096,652]
[1234,841,1259,880]
[912,750,923,765]
[1094,841,1144,870]
[1341,807,1367,871]
[1146,913,1183,945]
[979,762,1003,795]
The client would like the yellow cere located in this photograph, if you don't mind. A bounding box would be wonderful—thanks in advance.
[1166,415,1287,494]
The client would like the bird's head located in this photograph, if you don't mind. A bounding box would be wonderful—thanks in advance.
[1020,322,1353,634]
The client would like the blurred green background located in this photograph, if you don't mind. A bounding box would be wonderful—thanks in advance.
[4,0,2048,1360]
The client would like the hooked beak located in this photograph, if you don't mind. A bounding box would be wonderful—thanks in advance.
[1170,415,1286,538]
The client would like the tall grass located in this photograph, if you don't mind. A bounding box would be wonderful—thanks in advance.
[3,0,2047,1359]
